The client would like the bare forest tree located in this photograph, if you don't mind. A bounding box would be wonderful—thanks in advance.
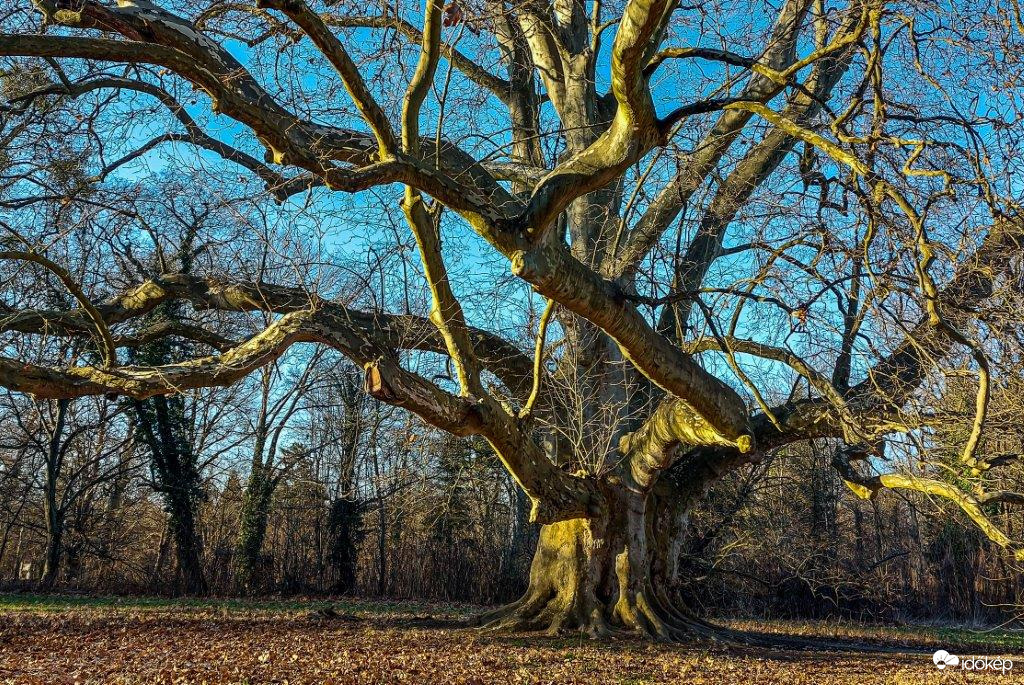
[1,0,1023,640]
[0,394,134,589]
[233,351,324,593]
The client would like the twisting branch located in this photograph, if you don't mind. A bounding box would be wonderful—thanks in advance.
[0,249,117,367]
[0,274,600,524]
[6,75,318,201]
[511,241,752,444]
[519,298,555,419]
[514,0,680,238]
[111,320,237,352]
[832,448,1024,561]
[256,0,398,156]
[0,274,535,397]
[399,0,485,398]
[1,1,518,222]
[621,397,755,491]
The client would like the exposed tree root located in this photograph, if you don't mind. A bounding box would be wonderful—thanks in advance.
[478,585,918,653]
[478,495,920,653]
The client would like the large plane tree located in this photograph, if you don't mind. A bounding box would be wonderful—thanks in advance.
[1,0,1023,638]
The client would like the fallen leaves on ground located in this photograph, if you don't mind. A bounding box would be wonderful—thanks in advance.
[0,599,1017,684]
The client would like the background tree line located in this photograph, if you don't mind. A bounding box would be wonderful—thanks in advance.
[2,341,1022,624]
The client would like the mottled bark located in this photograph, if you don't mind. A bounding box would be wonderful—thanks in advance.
[480,475,711,638]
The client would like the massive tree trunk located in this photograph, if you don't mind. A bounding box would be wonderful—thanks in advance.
[481,477,703,638]
[478,423,769,641]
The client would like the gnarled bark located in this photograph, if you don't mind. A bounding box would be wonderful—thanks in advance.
[479,476,712,639]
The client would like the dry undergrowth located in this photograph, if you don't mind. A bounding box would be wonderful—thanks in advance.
[0,598,1020,684]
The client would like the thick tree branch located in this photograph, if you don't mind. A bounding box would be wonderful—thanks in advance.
[8,74,317,200]
[516,0,678,238]
[2,2,518,220]
[833,452,1024,561]
[399,0,485,398]
[0,274,533,396]
[0,276,599,523]
[511,242,752,443]
[621,397,754,490]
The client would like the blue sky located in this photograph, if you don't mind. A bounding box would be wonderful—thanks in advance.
[65,0,1022,427]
